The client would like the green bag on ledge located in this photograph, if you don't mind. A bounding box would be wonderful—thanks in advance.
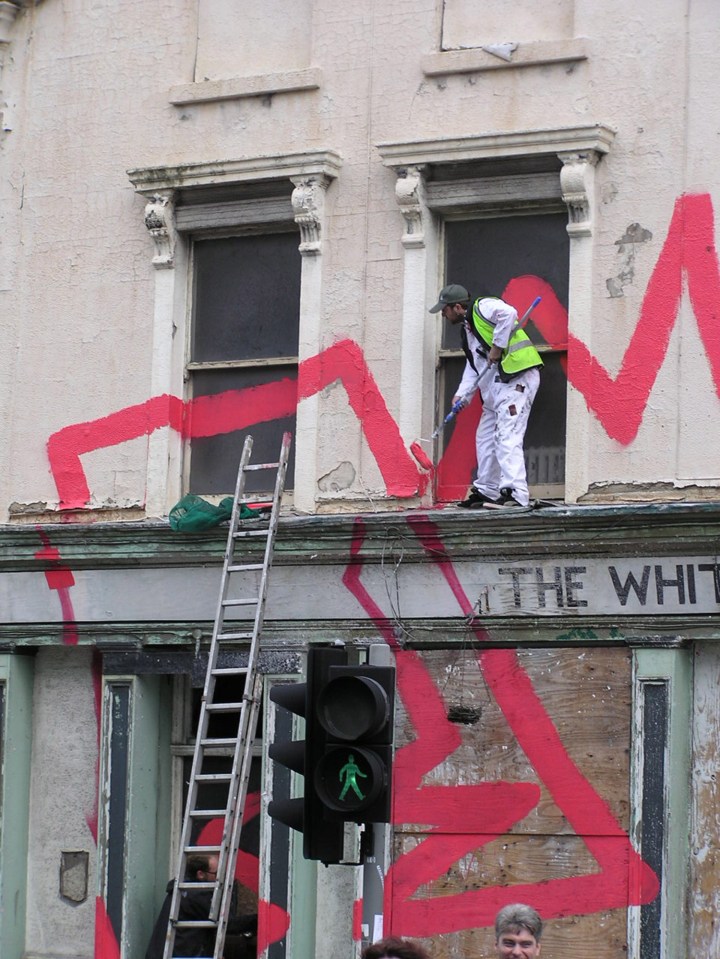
[168,495,263,532]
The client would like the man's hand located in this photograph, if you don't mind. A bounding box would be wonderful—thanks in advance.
[488,345,503,364]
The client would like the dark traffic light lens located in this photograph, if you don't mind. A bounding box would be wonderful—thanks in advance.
[315,676,389,740]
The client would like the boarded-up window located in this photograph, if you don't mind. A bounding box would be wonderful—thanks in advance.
[390,646,642,959]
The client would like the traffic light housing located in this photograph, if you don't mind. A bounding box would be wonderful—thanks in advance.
[268,647,395,863]
[313,662,395,824]
[267,646,345,864]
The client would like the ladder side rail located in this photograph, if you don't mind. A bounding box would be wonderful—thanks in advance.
[162,437,255,959]
[245,431,291,669]
[213,675,264,957]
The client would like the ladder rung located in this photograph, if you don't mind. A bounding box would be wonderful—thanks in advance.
[189,809,227,817]
[199,737,240,747]
[205,702,243,712]
[228,563,263,572]
[183,845,222,855]
[195,773,233,782]
[217,631,254,641]
[221,597,259,607]
[175,920,217,928]
[243,461,280,470]
[233,529,270,538]
[211,667,249,677]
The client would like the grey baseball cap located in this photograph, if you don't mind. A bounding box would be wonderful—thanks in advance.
[429,284,470,313]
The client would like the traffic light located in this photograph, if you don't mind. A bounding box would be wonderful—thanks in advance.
[313,662,395,824]
[267,646,345,864]
[268,647,395,863]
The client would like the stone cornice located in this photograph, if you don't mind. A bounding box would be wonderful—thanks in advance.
[3,503,720,571]
[377,125,615,169]
[127,151,343,197]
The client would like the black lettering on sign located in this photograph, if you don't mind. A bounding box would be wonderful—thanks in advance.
[608,565,651,606]
[655,564,685,605]
[698,563,720,603]
[564,567,588,608]
[498,567,534,608]
[535,566,564,608]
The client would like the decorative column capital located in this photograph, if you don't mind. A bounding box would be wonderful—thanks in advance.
[143,192,176,269]
[393,165,428,249]
[291,174,332,255]
[559,150,600,238]
[0,2,21,45]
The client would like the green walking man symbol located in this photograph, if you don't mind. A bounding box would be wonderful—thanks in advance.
[338,752,367,802]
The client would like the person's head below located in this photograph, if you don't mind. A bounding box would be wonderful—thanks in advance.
[185,853,219,882]
[495,903,542,958]
[362,936,431,959]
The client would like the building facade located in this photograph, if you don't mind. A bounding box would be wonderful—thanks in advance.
[1,2,719,958]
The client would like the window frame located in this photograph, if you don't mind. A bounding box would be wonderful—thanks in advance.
[377,125,615,506]
[437,204,570,500]
[183,224,302,497]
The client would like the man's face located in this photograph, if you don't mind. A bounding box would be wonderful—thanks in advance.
[495,928,541,959]
[441,302,467,325]
[200,855,219,880]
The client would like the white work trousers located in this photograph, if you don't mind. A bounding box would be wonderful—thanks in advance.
[473,367,540,506]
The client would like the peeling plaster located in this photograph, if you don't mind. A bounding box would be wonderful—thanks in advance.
[606,222,653,297]
[318,460,356,493]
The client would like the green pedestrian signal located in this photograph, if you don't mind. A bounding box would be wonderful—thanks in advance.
[313,664,395,823]
[339,753,367,801]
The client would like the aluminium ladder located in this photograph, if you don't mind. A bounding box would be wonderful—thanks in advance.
[163,432,292,959]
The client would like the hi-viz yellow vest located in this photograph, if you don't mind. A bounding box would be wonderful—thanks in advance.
[472,298,543,378]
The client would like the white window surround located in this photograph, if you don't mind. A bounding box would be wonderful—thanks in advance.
[127,150,342,517]
[376,125,615,499]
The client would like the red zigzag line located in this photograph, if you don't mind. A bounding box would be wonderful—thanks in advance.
[46,341,425,508]
[45,193,720,505]
[567,192,720,444]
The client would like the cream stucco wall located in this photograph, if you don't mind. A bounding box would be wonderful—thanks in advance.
[1,0,719,518]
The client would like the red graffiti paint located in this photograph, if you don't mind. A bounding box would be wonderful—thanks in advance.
[44,197,720,508]
[94,897,121,959]
[195,792,290,951]
[568,193,720,444]
[47,341,423,509]
[343,516,658,938]
[34,529,78,645]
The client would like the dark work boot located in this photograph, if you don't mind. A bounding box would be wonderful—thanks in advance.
[483,487,523,509]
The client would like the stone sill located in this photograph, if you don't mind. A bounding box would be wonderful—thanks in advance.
[169,67,321,105]
[422,38,588,76]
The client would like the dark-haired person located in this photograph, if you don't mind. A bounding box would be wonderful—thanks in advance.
[430,283,543,509]
[144,854,257,958]
[362,935,431,959]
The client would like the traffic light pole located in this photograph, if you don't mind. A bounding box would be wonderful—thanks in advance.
[359,643,394,944]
